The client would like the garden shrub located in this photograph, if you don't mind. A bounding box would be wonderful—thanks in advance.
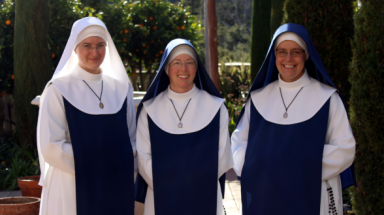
[349,0,384,214]
[282,0,354,108]
[219,63,251,134]
[99,0,203,90]
[0,135,40,191]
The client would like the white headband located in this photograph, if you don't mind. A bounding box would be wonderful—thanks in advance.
[165,45,197,75]
[75,25,108,47]
[274,32,309,60]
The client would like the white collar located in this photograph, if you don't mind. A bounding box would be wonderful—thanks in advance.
[75,65,103,82]
[144,85,224,134]
[251,70,336,125]
[51,64,128,115]
[165,84,199,101]
[278,69,311,90]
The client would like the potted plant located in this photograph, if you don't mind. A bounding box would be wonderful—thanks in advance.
[1,138,40,196]
[17,175,41,198]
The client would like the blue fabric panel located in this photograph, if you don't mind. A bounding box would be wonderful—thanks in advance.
[241,99,330,215]
[340,162,357,189]
[64,98,134,215]
[134,173,148,203]
[141,110,220,215]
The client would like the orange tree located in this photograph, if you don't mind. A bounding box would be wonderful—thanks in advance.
[0,0,203,92]
[49,0,99,71]
[0,0,94,90]
[0,0,15,94]
[99,0,204,90]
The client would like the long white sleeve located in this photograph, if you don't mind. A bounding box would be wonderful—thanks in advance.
[39,84,75,174]
[231,99,251,177]
[322,92,355,180]
[218,104,235,177]
[126,84,137,155]
[126,84,138,172]
[136,106,154,190]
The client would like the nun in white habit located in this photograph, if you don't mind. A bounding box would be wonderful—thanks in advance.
[135,39,234,215]
[231,24,356,215]
[37,17,136,215]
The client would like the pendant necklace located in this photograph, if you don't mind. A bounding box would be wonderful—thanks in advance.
[83,80,104,109]
[279,87,303,119]
[169,98,192,129]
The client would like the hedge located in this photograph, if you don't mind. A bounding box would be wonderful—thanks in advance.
[349,0,384,214]
[282,0,354,107]
[249,0,271,81]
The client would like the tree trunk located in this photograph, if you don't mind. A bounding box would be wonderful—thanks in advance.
[204,0,220,91]
[14,0,51,147]
[270,0,285,38]
[250,0,271,81]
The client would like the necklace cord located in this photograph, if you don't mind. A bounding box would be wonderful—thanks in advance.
[83,80,103,101]
[169,98,192,121]
[279,87,303,111]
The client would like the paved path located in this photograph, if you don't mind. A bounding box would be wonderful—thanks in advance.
[223,168,241,215]
[0,169,242,215]
[0,190,21,198]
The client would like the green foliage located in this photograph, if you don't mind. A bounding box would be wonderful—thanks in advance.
[49,0,94,70]
[0,136,40,191]
[0,0,203,92]
[14,0,52,147]
[250,0,271,82]
[270,0,285,38]
[217,23,250,62]
[219,63,251,134]
[349,0,384,214]
[0,0,15,94]
[282,0,354,107]
[182,0,253,63]
[100,0,203,74]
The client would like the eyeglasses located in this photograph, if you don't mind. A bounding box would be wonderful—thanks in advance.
[78,43,107,52]
[169,60,197,69]
[275,49,305,57]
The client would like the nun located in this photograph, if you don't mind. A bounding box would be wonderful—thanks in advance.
[135,38,234,215]
[36,17,136,215]
[231,23,356,215]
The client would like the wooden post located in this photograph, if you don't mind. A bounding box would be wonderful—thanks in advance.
[204,0,220,91]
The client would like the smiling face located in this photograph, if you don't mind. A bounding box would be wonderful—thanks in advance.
[275,40,306,82]
[168,54,197,93]
[74,36,106,74]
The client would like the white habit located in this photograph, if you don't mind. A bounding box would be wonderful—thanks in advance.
[137,84,234,215]
[231,71,356,215]
[37,66,137,215]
